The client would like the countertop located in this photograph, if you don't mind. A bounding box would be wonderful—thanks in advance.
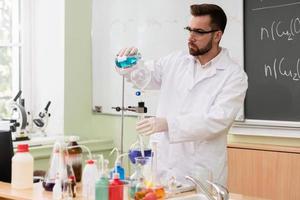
[0,181,267,200]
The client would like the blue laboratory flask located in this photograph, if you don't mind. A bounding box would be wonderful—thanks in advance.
[115,53,141,69]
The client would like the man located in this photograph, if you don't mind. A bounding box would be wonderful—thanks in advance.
[117,4,248,185]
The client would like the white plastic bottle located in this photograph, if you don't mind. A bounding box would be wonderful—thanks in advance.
[11,144,34,189]
[82,159,99,200]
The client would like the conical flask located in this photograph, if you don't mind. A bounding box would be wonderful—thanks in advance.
[43,141,61,191]
[43,140,76,192]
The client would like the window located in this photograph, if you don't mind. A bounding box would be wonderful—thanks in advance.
[0,0,64,137]
[0,0,21,118]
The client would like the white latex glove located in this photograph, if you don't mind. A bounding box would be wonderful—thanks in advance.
[136,117,168,136]
[117,47,138,57]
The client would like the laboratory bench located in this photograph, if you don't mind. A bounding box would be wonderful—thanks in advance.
[0,181,266,200]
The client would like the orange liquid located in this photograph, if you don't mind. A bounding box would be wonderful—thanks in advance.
[154,186,165,199]
[134,186,166,200]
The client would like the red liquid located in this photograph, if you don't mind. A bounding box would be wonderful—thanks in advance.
[109,178,124,200]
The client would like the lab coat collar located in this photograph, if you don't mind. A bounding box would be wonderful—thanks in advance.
[184,47,229,70]
[211,48,229,70]
[185,48,230,87]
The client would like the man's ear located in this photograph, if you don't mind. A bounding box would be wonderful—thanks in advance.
[214,31,223,43]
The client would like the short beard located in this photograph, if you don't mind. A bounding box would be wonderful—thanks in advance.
[188,37,213,56]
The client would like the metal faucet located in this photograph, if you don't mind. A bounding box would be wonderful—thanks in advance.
[185,176,215,200]
[207,181,229,200]
[185,176,229,200]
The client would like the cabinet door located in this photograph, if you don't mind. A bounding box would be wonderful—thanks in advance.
[227,147,300,200]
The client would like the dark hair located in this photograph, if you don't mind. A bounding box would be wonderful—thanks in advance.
[190,4,227,33]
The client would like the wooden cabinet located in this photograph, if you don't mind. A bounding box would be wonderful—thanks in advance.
[227,143,300,200]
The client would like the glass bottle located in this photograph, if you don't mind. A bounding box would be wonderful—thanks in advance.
[67,136,83,182]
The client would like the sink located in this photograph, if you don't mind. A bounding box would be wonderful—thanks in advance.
[169,194,209,200]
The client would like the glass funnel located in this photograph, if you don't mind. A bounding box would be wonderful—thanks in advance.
[130,60,151,91]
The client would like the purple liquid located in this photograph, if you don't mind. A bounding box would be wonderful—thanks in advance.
[42,181,55,191]
[128,149,152,164]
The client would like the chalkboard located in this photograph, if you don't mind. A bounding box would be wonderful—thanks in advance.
[245,0,300,121]
[92,0,244,117]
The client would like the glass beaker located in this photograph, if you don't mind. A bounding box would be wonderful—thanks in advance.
[95,180,130,200]
[130,156,165,200]
[129,157,147,198]
[134,186,165,200]
[130,156,157,199]
[128,148,152,165]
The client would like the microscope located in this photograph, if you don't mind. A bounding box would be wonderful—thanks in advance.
[3,91,52,140]
[32,101,51,136]
[7,91,30,141]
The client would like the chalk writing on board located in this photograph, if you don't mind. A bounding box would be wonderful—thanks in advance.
[260,17,300,41]
[264,57,300,81]
[252,2,300,11]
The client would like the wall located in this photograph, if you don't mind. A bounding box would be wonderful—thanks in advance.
[64,0,300,150]
[33,139,114,171]
[29,0,65,135]
[64,0,139,152]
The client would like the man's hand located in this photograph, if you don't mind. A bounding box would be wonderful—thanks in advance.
[115,47,139,76]
[136,117,168,136]
[117,47,138,57]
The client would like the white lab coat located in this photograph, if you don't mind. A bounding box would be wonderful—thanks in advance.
[136,48,248,185]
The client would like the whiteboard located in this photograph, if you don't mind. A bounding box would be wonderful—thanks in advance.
[92,0,244,117]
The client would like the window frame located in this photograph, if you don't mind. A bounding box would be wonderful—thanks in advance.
[0,0,21,117]
[0,0,32,118]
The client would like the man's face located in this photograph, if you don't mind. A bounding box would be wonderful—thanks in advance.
[187,15,218,56]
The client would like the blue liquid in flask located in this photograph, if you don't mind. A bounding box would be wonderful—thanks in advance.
[115,54,141,69]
